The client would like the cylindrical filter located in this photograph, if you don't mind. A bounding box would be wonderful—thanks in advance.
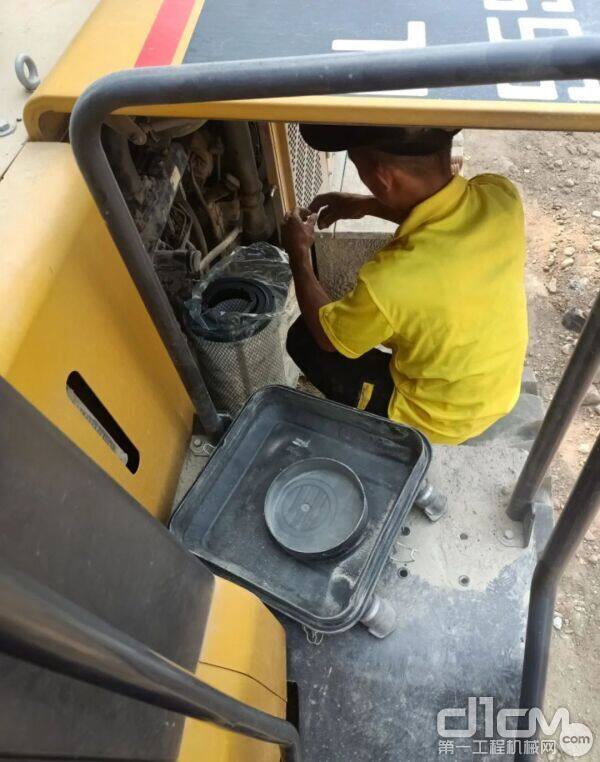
[195,277,276,342]
[185,275,287,414]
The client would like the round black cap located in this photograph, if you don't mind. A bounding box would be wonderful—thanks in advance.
[299,123,460,157]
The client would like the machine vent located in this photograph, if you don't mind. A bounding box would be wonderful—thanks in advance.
[66,371,140,474]
[286,122,326,209]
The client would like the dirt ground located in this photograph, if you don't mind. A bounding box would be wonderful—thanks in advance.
[464,129,600,757]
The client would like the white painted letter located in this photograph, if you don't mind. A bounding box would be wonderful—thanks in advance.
[332,22,428,96]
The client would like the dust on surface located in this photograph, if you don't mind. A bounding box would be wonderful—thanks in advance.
[390,444,529,593]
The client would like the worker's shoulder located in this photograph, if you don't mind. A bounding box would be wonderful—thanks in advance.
[357,240,418,295]
[468,173,522,204]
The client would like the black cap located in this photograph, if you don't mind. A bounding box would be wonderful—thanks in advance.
[299,123,460,157]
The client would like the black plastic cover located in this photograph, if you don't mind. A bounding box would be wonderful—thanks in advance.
[170,386,430,633]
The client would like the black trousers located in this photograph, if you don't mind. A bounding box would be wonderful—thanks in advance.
[286,317,394,416]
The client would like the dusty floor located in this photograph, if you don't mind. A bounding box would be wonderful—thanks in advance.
[463,129,600,754]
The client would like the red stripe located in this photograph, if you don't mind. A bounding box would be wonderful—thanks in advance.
[135,0,196,67]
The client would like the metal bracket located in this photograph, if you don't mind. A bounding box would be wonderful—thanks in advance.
[104,115,147,146]
[190,438,215,457]
[360,594,397,639]
[414,479,448,522]
[0,118,16,138]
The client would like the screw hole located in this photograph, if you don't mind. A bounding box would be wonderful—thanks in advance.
[460,532,468,540]
[459,575,470,587]
[401,526,411,536]
[399,568,409,578]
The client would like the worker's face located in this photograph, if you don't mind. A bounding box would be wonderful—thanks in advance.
[348,148,394,205]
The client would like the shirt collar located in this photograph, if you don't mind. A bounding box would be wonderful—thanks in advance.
[397,175,468,238]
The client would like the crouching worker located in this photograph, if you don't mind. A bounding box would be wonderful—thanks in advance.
[282,124,528,445]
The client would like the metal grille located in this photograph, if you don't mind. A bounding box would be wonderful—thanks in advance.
[286,123,325,209]
[217,297,251,313]
[191,317,287,415]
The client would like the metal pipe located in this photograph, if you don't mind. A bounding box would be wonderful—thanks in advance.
[0,560,301,762]
[515,434,600,762]
[179,193,209,256]
[103,129,145,204]
[192,224,242,272]
[508,291,600,520]
[223,121,272,241]
[69,36,600,438]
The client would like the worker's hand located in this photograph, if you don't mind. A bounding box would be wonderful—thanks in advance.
[281,208,317,260]
[308,193,371,229]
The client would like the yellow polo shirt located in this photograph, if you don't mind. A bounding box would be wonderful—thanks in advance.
[319,174,527,445]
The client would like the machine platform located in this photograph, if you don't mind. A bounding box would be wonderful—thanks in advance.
[285,443,553,761]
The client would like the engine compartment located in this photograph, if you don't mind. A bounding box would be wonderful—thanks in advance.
[103,117,280,319]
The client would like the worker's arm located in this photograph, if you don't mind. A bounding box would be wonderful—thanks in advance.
[281,209,336,352]
[309,192,405,228]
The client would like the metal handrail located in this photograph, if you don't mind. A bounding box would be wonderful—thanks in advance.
[516,433,600,762]
[0,561,302,762]
[508,291,600,520]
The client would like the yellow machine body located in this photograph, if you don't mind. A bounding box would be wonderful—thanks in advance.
[183,577,287,762]
[1,7,294,758]
[0,142,193,522]
[0,141,288,760]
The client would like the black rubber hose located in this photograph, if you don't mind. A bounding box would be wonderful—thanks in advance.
[103,128,144,204]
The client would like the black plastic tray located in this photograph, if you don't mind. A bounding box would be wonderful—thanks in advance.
[170,386,431,633]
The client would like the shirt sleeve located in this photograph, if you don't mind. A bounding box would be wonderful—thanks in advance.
[319,277,394,359]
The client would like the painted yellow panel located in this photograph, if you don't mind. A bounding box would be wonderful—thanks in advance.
[24,0,204,139]
[178,665,286,762]
[0,142,193,521]
[172,0,207,67]
[26,86,600,144]
[178,577,288,761]
[200,578,287,702]
[29,0,164,123]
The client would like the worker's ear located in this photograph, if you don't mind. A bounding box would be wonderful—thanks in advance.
[370,160,394,197]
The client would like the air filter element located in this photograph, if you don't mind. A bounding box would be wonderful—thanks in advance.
[185,276,287,413]
[194,277,275,342]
